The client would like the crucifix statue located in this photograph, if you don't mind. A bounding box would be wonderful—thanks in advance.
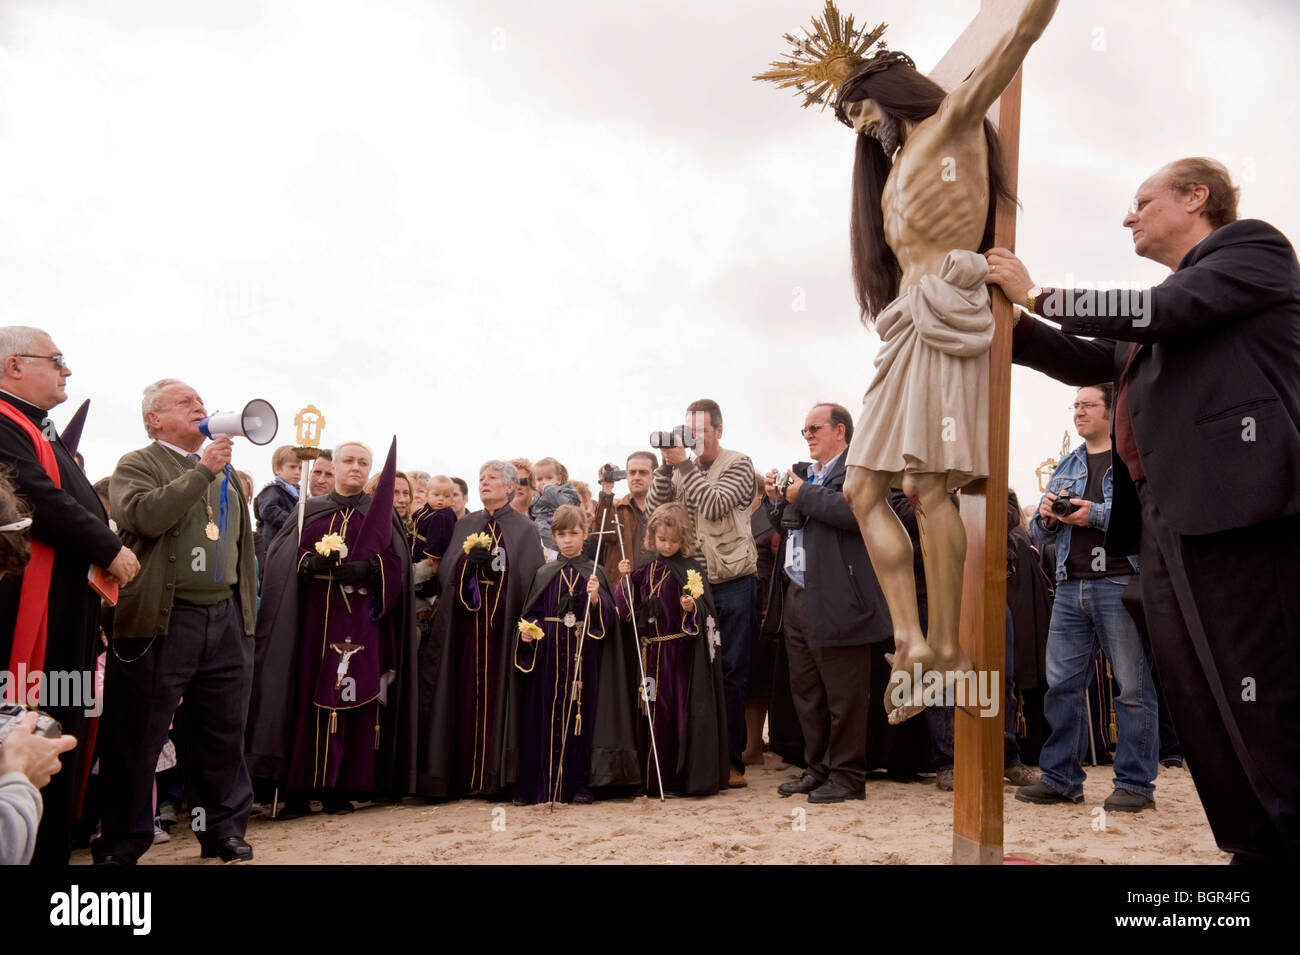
[758,0,1058,862]
[757,0,1056,720]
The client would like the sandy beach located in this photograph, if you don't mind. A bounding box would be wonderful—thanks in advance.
[72,759,1225,866]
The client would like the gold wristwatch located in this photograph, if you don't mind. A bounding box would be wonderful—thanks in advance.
[1026,286,1043,313]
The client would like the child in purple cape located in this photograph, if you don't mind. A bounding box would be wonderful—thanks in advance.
[616,502,729,797]
[513,505,624,804]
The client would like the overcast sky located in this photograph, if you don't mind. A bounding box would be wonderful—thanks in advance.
[2,0,1296,511]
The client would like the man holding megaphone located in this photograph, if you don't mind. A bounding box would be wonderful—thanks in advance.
[95,379,271,864]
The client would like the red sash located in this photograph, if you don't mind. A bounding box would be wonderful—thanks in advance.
[0,398,58,699]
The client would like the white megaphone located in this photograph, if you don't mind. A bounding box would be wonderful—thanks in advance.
[198,399,279,446]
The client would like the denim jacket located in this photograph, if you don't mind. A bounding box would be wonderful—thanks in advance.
[1030,442,1139,583]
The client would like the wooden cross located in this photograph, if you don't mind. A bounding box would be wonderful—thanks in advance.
[929,0,1024,866]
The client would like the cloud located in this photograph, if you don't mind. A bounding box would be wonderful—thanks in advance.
[0,0,1295,509]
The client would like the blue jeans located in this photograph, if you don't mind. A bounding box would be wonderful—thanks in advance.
[712,575,756,773]
[1039,576,1159,798]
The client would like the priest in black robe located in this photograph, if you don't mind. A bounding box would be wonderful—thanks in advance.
[247,440,417,812]
[416,461,544,798]
[0,327,138,864]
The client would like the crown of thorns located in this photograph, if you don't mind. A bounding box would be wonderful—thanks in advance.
[753,1,913,114]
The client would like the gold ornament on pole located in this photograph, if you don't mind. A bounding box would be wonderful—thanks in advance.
[1035,430,1072,492]
[293,405,326,460]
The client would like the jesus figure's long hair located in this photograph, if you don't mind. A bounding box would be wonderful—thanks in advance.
[835,59,1018,324]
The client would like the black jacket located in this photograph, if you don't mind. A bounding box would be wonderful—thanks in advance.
[254,480,298,540]
[1015,219,1300,552]
[763,455,892,647]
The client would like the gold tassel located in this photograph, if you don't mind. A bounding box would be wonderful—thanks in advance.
[1016,692,1027,738]
[574,679,583,735]
[374,718,381,750]
[328,709,337,735]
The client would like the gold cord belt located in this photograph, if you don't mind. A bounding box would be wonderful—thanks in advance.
[642,631,690,644]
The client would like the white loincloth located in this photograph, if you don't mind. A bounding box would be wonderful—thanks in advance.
[845,249,994,490]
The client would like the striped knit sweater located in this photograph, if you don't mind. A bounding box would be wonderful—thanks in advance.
[646,447,758,584]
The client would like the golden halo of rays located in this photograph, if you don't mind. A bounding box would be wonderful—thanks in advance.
[753,1,889,110]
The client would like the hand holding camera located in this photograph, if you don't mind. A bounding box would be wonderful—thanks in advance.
[597,463,626,492]
[650,426,694,468]
[0,707,75,790]
[775,462,812,529]
[1040,491,1091,528]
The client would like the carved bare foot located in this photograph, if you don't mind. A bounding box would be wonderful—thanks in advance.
[887,703,926,725]
[884,636,936,720]
[930,648,975,687]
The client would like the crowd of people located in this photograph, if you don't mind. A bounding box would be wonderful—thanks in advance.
[1,155,1298,867]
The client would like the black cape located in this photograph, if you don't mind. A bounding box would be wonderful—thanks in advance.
[519,556,640,790]
[246,491,418,796]
[416,504,544,798]
[0,393,122,864]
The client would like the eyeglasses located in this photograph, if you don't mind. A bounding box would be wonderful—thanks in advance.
[1070,402,1103,411]
[15,354,67,369]
[800,424,829,438]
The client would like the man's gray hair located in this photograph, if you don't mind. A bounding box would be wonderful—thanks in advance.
[0,326,46,378]
[141,378,186,438]
[480,459,519,490]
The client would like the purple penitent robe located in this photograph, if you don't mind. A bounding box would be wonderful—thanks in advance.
[616,557,701,795]
[285,504,404,792]
[513,558,615,804]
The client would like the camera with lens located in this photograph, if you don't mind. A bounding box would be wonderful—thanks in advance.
[648,425,695,450]
[1050,496,1079,518]
[599,462,627,484]
[0,702,63,745]
[777,462,812,529]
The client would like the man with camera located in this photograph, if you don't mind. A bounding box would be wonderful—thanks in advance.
[95,379,258,864]
[1016,384,1158,812]
[647,398,757,787]
[764,403,891,802]
[587,452,656,588]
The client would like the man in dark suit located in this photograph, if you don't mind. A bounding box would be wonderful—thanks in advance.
[0,326,139,864]
[764,402,893,803]
[986,156,1300,862]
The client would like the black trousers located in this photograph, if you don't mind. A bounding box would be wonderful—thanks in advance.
[783,581,870,790]
[94,597,253,862]
[1137,484,1300,861]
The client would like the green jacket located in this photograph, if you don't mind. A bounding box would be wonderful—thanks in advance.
[109,443,257,640]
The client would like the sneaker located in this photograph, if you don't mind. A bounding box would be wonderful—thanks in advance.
[156,801,178,831]
[1160,757,1184,769]
[1004,764,1036,786]
[935,767,954,792]
[1014,779,1083,805]
[152,825,170,845]
[1103,788,1155,813]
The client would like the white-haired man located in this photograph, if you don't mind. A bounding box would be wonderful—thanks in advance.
[95,379,257,864]
[0,325,137,864]
[417,460,544,798]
